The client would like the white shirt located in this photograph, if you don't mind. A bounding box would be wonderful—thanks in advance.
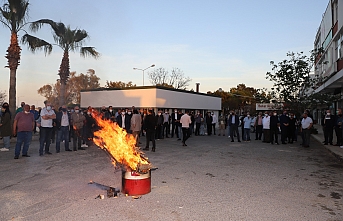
[61,112,69,127]
[211,114,217,124]
[40,107,54,128]
[302,117,313,129]
[262,116,270,129]
[121,114,126,128]
[180,114,192,128]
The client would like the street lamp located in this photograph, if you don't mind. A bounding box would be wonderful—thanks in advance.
[133,64,155,86]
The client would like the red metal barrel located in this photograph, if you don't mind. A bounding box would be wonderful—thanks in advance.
[122,170,151,196]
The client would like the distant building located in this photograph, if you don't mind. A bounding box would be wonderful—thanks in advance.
[314,0,343,123]
[80,86,221,115]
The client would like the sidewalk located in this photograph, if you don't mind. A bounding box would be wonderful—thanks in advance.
[311,124,343,161]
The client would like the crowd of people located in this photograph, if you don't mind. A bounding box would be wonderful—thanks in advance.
[2,101,343,160]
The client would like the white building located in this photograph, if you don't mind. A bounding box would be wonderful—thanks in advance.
[80,86,221,115]
[314,0,343,122]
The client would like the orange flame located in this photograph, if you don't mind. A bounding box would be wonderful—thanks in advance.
[91,111,149,171]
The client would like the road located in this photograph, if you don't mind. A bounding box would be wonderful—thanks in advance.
[0,134,342,221]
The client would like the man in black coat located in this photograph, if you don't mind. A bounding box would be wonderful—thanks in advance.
[228,111,241,142]
[143,109,157,152]
[116,109,132,133]
[171,109,181,138]
[270,111,280,145]
[205,112,213,136]
[279,111,290,144]
[323,109,334,145]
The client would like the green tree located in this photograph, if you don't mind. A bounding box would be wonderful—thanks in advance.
[208,84,271,114]
[105,81,136,88]
[266,50,338,112]
[37,70,100,107]
[0,0,51,116]
[23,19,100,106]
[0,90,7,104]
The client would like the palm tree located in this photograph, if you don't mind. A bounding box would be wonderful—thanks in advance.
[0,0,51,116]
[22,19,100,106]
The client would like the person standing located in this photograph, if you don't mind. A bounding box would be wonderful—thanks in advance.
[39,102,56,156]
[243,112,253,141]
[177,110,183,140]
[301,112,313,148]
[55,105,72,152]
[262,112,271,143]
[180,110,192,146]
[335,108,343,146]
[0,103,11,151]
[143,109,157,152]
[228,111,240,142]
[270,111,280,145]
[254,112,263,140]
[30,105,39,134]
[71,106,86,151]
[84,108,96,147]
[323,109,334,145]
[218,114,226,136]
[171,109,179,138]
[155,110,163,140]
[190,111,195,135]
[194,111,201,136]
[279,111,290,144]
[288,113,297,144]
[205,112,213,136]
[131,109,142,147]
[162,109,170,138]
[211,112,217,135]
[12,104,35,159]
[15,102,25,115]
[116,109,131,133]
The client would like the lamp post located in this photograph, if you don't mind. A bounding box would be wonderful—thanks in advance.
[133,64,155,86]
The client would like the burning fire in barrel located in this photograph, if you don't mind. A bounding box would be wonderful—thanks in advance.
[92,111,153,196]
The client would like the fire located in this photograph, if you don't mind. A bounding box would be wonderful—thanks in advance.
[91,111,149,171]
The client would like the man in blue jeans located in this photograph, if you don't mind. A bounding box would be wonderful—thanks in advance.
[55,105,72,152]
[12,105,35,159]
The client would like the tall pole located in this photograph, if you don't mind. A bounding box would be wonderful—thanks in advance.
[133,64,155,86]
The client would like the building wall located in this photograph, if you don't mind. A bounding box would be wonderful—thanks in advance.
[80,87,221,111]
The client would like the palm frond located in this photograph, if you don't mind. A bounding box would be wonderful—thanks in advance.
[21,34,52,55]
[0,0,29,31]
[80,47,100,59]
[30,19,66,37]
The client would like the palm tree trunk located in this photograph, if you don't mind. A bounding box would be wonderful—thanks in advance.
[5,32,21,118]
[58,50,70,106]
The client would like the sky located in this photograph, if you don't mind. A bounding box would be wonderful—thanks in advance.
[0,0,329,107]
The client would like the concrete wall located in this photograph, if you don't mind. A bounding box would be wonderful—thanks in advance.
[80,88,221,111]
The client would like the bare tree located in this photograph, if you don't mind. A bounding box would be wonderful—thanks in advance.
[0,91,7,104]
[148,67,191,89]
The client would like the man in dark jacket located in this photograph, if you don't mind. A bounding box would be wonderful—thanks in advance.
[171,109,181,138]
[55,105,72,152]
[323,109,334,145]
[116,109,131,133]
[155,110,164,139]
[279,111,290,144]
[270,111,280,145]
[205,112,213,136]
[228,111,241,142]
[143,109,157,152]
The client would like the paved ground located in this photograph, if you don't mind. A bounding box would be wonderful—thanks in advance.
[0,131,342,221]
